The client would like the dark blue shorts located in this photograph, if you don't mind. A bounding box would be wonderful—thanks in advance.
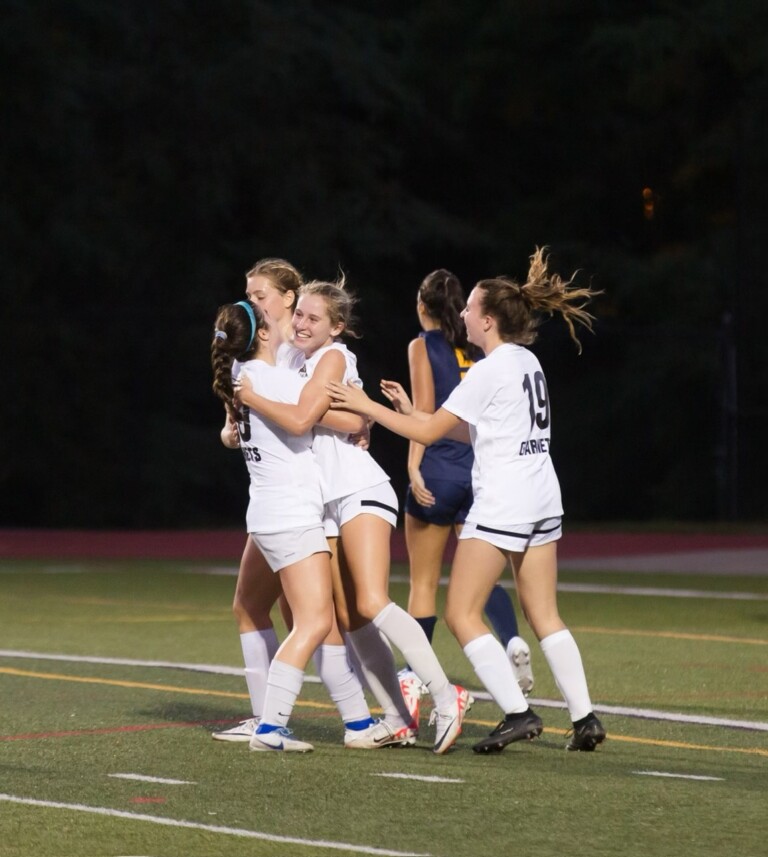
[404,477,473,526]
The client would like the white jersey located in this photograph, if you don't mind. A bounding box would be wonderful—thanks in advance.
[275,340,302,368]
[233,340,298,377]
[442,343,563,525]
[236,359,324,533]
[299,342,390,502]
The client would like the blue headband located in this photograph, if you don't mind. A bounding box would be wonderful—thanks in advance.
[234,300,257,350]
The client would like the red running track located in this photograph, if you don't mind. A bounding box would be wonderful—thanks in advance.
[1,528,767,563]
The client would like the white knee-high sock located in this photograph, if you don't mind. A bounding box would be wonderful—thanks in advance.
[260,659,304,729]
[313,644,371,725]
[240,629,279,717]
[372,602,454,711]
[346,623,412,727]
[463,634,529,714]
[540,628,593,722]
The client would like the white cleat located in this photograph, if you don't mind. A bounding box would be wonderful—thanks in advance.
[249,726,314,752]
[345,719,417,749]
[430,685,474,755]
[507,636,534,696]
[211,717,260,742]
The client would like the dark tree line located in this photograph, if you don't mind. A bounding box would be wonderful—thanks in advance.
[2,0,767,527]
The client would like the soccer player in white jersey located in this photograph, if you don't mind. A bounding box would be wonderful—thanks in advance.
[237,278,473,754]
[211,299,342,751]
[213,260,394,749]
[211,259,301,743]
[326,249,607,753]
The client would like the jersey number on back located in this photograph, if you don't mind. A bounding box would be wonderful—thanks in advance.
[237,406,251,442]
[522,372,550,430]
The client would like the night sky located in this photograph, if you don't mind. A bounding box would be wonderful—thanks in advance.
[3,1,767,528]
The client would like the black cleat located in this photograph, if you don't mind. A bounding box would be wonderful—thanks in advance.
[566,714,606,751]
[472,709,543,754]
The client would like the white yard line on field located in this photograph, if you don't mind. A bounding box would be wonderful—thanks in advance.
[556,583,768,600]
[108,773,195,785]
[632,771,724,781]
[373,773,464,784]
[389,575,768,601]
[0,793,433,857]
[1,649,766,733]
[0,649,246,676]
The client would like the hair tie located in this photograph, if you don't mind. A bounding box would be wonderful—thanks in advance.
[214,330,228,341]
[235,300,257,349]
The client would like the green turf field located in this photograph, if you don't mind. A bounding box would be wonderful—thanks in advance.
[1,559,766,857]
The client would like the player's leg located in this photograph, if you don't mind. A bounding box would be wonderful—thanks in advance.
[251,536,334,753]
[445,536,541,753]
[404,513,451,642]
[342,503,472,754]
[213,536,282,742]
[512,536,605,751]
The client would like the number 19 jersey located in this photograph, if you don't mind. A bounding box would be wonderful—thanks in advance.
[441,343,563,525]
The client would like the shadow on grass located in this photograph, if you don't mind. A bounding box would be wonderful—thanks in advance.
[135,700,247,724]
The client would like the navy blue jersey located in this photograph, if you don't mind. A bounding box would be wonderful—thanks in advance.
[419,329,475,481]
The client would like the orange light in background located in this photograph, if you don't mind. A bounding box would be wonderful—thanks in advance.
[642,187,655,220]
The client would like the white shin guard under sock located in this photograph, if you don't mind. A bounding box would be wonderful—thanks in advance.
[372,602,454,711]
[540,628,593,722]
[463,633,529,714]
[346,623,412,727]
[240,628,279,718]
[313,644,371,725]
[260,659,305,729]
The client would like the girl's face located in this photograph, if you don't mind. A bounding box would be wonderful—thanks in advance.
[245,275,294,325]
[292,293,343,355]
[461,287,488,348]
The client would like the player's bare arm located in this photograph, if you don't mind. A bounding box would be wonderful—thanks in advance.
[327,380,462,446]
[236,350,363,436]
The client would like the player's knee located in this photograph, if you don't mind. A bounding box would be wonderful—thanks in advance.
[307,614,334,648]
[443,605,461,637]
[354,593,387,622]
[444,601,478,640]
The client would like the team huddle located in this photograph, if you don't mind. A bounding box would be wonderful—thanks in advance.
[210,253,606,755]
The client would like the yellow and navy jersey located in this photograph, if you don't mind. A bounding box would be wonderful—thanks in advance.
[420,330,476,480]
[454,347,475,380]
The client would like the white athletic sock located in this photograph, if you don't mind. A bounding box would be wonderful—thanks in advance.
[313,644,371,725]
[463,634,529,714]
[540,628,593,722]
[346,623,412,727]
[372,602,454,711]
[260,659,304,729]
[240,628,279,717]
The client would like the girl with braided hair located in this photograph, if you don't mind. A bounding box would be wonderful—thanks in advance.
[212,299,334,751]
[211,259,303,743]
[215,260,396,750]
[327,248,606,754]
[212,299,393,751]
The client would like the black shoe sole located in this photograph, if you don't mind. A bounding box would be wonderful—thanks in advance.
[566,729,606,752]
[472,719,543,754]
